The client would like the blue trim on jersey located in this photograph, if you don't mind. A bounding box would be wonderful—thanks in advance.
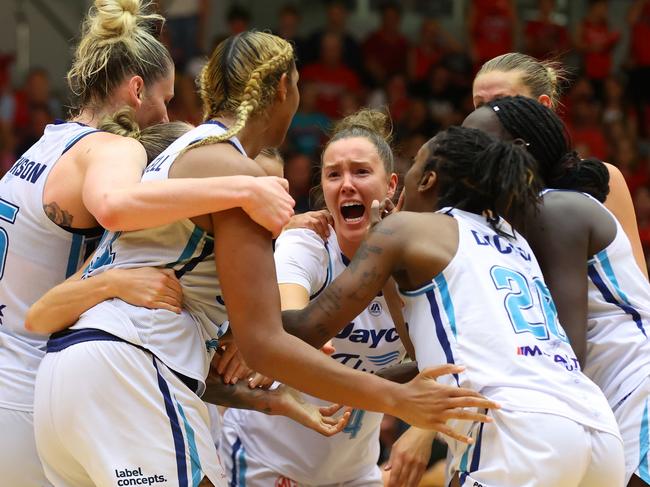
[237,442,248,487]
[47,328,123,352]
[176,400,203,487]
[167,226,204,270]
[154,359,189,487]
[61,129,101,155]
[311,241,333,299]
[65,233,83,278]
[230,438,241,487]
[470,422,485,472]
[434,275,457,338]
[640,400,650,482]
[426,289,459,385]
[366,351,401,366]
[175,237,214,279]
[400,282,436,297]
[588,258,647,337]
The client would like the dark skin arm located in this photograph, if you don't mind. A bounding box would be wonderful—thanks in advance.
[521,191,616,365]
[375,361,419,384]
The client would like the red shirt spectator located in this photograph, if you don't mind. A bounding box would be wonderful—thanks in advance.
[629,1,650,67]
[363,3,409,84]
[576,1,620,80]
[469,0,515,67]
[301,33,360,118]
[524,0,570,59]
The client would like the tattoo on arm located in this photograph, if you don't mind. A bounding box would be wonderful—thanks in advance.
[43,202,74,227]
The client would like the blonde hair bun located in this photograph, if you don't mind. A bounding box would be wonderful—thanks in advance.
[89,0,144,41]
[99,106,141,138]
[333,109,392,143]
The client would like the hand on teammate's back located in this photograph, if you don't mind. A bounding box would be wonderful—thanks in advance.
[242,176,296,238]
[397,364,500,443]
[212,340,254,385]
[384,427,435,487]
[111,267,183,314]
[284,209,334,240]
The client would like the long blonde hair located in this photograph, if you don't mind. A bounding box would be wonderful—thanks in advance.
[188,31,295,152]
[68,0,172,113]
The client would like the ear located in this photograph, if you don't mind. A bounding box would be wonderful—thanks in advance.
[386,172,398,199]
[418,171,437,193]
[537,94,552,108]
[276,72,289,102]
[126,75,145,109]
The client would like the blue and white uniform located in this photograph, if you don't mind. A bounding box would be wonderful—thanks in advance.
[562,190,650,484]
[401,208,624,487]
[221,227,405,487]
[0,121,102,487]
[34,122,240,487]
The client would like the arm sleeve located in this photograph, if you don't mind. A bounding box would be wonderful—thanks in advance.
[274,228,330,295]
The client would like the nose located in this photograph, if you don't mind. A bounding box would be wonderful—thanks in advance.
[340,172,355,193]
[161,112,169,123]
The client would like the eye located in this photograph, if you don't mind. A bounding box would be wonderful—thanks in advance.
[356,168,371,175]
[326,171,339,179]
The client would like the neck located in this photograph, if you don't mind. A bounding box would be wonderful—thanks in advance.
[337,232,362,260]
[73,101,126,128]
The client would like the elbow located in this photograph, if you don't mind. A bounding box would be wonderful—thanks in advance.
[92,194,125,232]
[24,308,46,335]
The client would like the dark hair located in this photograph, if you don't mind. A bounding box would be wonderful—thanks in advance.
[424,126,542,231]
[486,95,609,202]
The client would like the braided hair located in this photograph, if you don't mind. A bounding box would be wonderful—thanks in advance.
[186,31,295,152]
[486,96,609,202]
[424,126,542,232]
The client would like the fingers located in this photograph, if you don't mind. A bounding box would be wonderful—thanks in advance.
[275,177,290,192]
[386,455,405,487]
[444,396,500,411]
[318,403,344,417]
[216,344,238,376]
[440,407,494,423]
[370,200,382,226]
[321,409,351,436]
[248,372,273,389]
[418,364,466,380]
[321,340,336,356]
[435,423,474,444]
[404,461,426,487]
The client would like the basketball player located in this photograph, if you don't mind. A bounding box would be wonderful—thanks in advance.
[220,109,435,487]
[0,1,297,484]
[464,95,650,487]
[32,32,498,487]
[280,126,625,486]
[472,52,647,278]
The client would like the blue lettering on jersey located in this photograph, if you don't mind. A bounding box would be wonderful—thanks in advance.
[331,352,364,370]
[205,339,220,353]
[471,230,531,262]
[8,156,47,184]
[335,322,399,348]
[0,303,5,325]
[145,154,169,174]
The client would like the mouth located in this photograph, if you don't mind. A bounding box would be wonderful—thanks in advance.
[340,202,366,223]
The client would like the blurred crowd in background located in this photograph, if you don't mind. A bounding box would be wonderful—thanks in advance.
[2,0,650,480]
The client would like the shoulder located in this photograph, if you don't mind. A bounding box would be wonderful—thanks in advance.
[172,143,265,179]
[72,131,146,168]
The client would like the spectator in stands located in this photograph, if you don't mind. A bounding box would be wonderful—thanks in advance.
[575,0,620,100]
[407,18,460,83]
[160,0,208,70]
[275,4,308,67]
[627,0,650,137]
[287,82,331,158]
[468,0,516,69]
[524,0,570,60]
[363,2,410,86]
[305,0,361,70]
[614,137,649,198]
[301,32,361,118]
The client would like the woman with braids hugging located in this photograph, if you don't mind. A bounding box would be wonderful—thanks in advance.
[464,95,650,487]
[31,31,497,486]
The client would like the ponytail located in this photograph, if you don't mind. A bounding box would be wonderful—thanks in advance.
[548,151,610,202]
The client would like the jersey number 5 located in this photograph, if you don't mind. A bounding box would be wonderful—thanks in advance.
[0,198,19,281]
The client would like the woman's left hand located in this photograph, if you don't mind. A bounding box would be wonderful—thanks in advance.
[383,427,436,487]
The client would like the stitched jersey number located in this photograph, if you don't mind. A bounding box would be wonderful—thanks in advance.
[491,265,567,342]
[0,198,19,281]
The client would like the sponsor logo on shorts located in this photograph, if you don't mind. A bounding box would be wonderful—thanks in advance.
[368,300,383,316]
[275,475,298,487]
[114,467,167,485]
[516,344,580,371]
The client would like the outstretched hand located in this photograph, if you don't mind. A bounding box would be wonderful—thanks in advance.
[396,364,499,443]
[273,385,352,437]
[284,209,333,240]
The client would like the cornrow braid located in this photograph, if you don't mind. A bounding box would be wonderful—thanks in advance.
[486,96,609,201]
[187,31,295,153]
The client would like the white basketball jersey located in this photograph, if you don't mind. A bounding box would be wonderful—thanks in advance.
[0,121,102,411]
[225,227,405,485]
[73,122,243,392]
[400,209,619,444]
[574,191,650,409]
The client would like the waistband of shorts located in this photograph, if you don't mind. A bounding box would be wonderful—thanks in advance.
[47,328,200,394]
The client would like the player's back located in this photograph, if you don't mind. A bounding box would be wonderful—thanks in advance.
[0,121,101,411]
[70,122,241,389]
[400,208,618,439]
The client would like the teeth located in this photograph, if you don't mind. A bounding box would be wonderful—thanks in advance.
[344,216,364,223]
[342,202,363,207]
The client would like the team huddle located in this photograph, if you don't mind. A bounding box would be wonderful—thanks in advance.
[1,1,649,487]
